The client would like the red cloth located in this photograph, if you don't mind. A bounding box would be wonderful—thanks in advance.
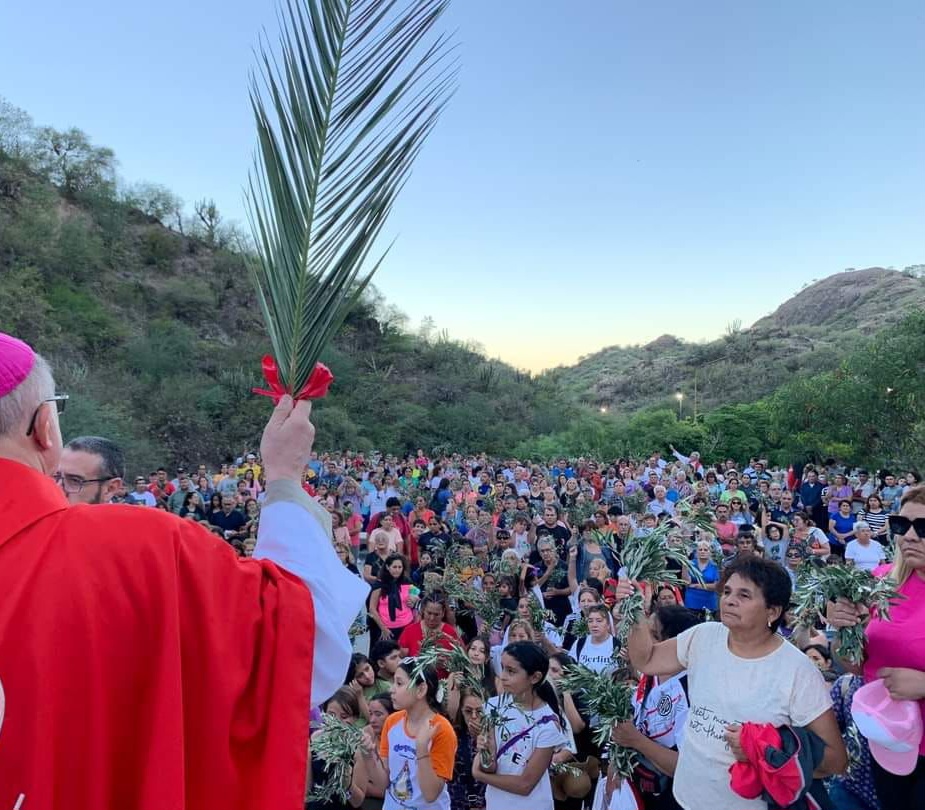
[729,722,806,807]
[398,622,460,657]
[0,459,315,810]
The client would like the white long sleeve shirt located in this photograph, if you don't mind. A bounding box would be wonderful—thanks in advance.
[254,479,367,706]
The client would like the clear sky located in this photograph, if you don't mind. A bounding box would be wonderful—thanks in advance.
[2,1,923,371]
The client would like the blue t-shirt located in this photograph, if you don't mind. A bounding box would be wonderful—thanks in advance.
[829,513,855,549]
[684,561,719,612]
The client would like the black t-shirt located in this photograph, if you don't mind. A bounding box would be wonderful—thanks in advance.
[209,508,247,536]
[536,524,571,559]
[419,531,450,557]
[539,560,572,625]
[364,551,388,581]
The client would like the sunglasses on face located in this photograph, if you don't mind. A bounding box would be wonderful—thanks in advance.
[888,515,925,539]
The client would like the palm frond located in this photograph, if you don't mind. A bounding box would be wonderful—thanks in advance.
[246,0,456,392]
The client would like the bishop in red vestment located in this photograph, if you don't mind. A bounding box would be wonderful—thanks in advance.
[0,333,366,810]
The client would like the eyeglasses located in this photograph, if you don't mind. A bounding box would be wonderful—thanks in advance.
[52,472,113,494]
[888,515,925,540]
[26,394,69,436]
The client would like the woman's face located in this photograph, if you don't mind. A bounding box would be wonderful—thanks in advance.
[336,546,350,564]
[468,639,487,665]
[721,574,778,633]
[546,657,564,683]
[805,648,830,671]
[896,500,925,571]
[657,588,678,608]
[461,695,483,737]
[481,574,496,592]
[325,700,355,723]
[868,496,882,511]
[368,700,390,734]
[389,667,419,711]
[498,652,536,697]
[517,598,531,619]
[508,623,530,643]
[355,661,376,687]
[839,501,851,515]
[696,541,711,561]
[387,559,404,579]
[588,559,607,581]
[578,590,598,611]
[189,492,201,507]
[587,611,609,640]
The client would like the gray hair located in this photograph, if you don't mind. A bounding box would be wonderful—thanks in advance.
[65,436,125,480]
[853,520,871,533]
[536,537,556,551]
[0,353,55,436]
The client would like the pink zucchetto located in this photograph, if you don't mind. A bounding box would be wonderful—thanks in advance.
[0,332,37,397]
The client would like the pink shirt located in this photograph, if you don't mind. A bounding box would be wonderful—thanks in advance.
[864,565,925,755]
[376,583,415,629]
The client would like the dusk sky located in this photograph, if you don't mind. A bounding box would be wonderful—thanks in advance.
[2,1,923,371]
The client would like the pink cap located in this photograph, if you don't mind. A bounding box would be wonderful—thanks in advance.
[0,333,36,398]
[851,678,924,775]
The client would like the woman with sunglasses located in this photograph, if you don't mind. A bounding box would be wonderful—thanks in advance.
[827,485,925,808]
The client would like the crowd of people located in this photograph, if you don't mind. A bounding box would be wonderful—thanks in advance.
[55,434,925,810]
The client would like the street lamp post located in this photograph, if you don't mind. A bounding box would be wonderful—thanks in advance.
[675,392,684,419]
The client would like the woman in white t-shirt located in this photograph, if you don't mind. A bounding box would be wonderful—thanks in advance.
[843,520,886,572]
[567,604,618,674]
[473,641,568,810]
[619,556,847,810]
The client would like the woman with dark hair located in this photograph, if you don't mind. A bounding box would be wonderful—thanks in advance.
[828,499,856,559]
[622,556,847,810]
[307,686,369,810]
[860,494,890,544]
[179,491,208,524]
[448,687,488,810]
[432,478,453,518]
[369,555,417,643]
[241,467,262,499]
[361,661,457,810]
[473,641,568,810]
[362,693,395,809]
[207,491,223,517]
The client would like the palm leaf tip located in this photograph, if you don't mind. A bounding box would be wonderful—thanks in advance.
[245,0,456,393]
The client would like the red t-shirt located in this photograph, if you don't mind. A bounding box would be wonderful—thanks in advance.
[398,622,459,657]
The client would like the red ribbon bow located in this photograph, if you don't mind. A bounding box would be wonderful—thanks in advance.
[252,355,334,403]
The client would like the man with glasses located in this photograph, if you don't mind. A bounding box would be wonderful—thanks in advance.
[0,331,365,809]
[54,435,125,505]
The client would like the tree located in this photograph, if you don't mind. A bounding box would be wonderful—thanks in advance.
[194,198,221,245]
[33,126,116,196]
[122,182,183,226]
[0,97,36,161]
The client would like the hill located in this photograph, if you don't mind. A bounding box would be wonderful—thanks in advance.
[551,268,925,414]
[0,106,576,471]
[1,98,923,472]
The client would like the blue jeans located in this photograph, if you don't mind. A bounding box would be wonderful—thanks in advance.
[827,781,875,810]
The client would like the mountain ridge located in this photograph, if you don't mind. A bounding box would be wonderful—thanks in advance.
[550,267,925,413]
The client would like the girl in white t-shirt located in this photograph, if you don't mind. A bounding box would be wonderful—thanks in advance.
[567,604,619,674]
[473,641,569,810]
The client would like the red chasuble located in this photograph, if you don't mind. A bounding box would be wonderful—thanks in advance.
[0,460,315,810]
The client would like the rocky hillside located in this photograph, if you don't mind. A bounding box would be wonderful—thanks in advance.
[551,268,925,413]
